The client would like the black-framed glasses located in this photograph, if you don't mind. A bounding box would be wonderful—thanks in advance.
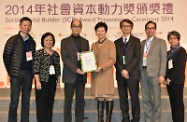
[71,25,82,28]
[121,25,131,28]
[146,27,155,30]
[169,37,178,40]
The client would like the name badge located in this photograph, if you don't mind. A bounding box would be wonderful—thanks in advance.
[168,60,173,69]
[122,56,126,64]
[49,65,55,75]
[77,52,80,61]
[143,52,148,65]
[143,52,148,58]
[26,51,33,61]
[143,56,146,61]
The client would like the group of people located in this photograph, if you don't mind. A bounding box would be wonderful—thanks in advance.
[3,16,186,122]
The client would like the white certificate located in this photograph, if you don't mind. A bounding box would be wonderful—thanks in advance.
[80,51,97,73]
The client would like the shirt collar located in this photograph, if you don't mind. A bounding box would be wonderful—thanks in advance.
[146,36,154,43]
[18,31,29,41]
[21,36,29,41]
[122,35,130,43]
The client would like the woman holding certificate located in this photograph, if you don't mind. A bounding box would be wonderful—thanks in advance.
[91,22,116,122]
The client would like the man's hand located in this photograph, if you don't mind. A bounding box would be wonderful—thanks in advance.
[121,70,129,79]
[158,76,165,84]
[56,82,61,89]
[77,68,84,75]
[165,78,171,85]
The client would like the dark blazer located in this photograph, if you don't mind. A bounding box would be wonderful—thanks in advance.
[166,46,187,84]
[114,35,141,81]
[61,35,89,83]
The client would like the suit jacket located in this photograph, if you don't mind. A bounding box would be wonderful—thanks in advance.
[166,46,187,84]
[139,36,167,77]
[114,35,141,81]
[91,39,116,95]
[61,35,89,83]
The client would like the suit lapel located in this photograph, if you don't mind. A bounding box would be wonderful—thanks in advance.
[118,37,124,55]
[148,36,157,53]
[68,36,77,56]
[80,37,86,52]
[141,40,146,57]
[118,38,124,63]
[126,36,133,53]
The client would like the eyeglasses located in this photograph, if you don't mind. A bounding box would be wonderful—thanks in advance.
[71,25,82,28]
[146,27,155,30]
[169,37,178,40]
[121,25,131,28]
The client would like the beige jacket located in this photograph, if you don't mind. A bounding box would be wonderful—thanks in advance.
[91,39,116,95]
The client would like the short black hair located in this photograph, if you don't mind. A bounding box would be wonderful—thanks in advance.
[145,21,157,30]
[94,22,108,32]
[167,30,181,41]
[41,32,55,47]
[70,19,82,27]
[20,17,32,25]
[120,19,134,28]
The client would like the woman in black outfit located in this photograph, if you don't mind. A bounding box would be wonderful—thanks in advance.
[165,31,186,122]
[33,32,61,122]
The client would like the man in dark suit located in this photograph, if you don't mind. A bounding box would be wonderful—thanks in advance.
[61,19,89,122]
[114,19,141,122]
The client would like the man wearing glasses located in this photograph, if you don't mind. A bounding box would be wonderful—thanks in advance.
[114,19,141,122]
[139,21,167,122]
[61,19,89,122]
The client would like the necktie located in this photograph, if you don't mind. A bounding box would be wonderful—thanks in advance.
[123,38,127,44]
[123,38,127,51]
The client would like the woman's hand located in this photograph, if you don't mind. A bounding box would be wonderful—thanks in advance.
[35,74,42,90]
[36,81,42,90]
[95,67,103,72]
[56,82,61,89]
[56,75,61,89]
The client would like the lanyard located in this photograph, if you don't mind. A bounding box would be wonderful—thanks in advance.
[145,39,152,53]
[50,56,53,65]
[169,47,179,59]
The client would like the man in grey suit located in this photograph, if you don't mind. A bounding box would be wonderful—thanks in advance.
[139,21,167,122]
[61,19,89,122]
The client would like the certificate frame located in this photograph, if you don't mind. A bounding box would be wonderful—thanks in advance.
[80,51,97,73]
